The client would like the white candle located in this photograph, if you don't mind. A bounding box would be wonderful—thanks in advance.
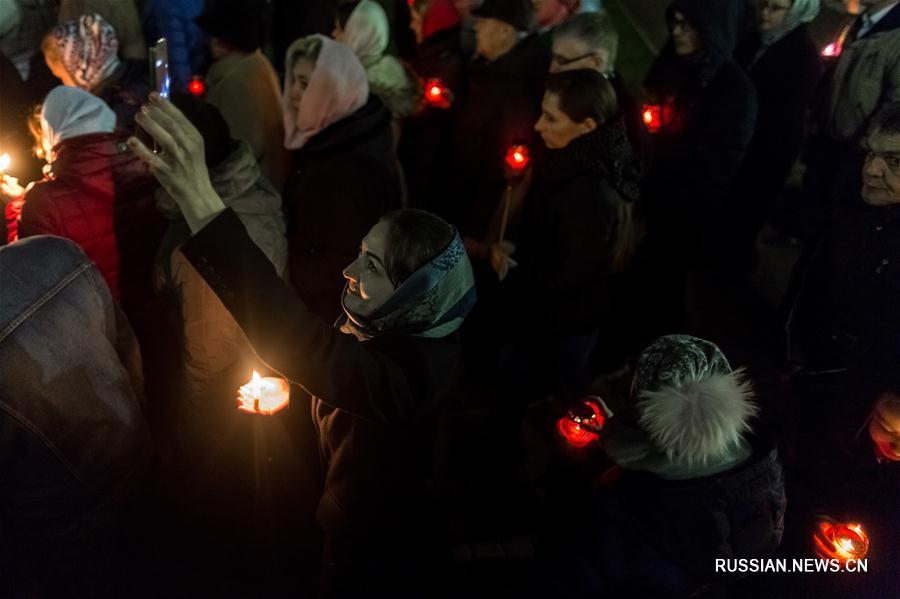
[238,370,290,415]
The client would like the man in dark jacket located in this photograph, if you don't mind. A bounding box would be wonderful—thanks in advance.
[784,103,900,439]
[450,0,550,241]
[642,0,758,260]
[0,236,150,596]
[632,0,757,341]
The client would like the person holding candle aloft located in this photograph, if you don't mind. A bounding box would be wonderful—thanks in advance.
[128,91,476,596]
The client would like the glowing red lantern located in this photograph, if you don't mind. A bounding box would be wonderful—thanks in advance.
[813,520,870,564]
[504,144,530,172]
[423,78,452,109]
[188,75,206,97]
[643,104,662,133]
[557,398,606,448]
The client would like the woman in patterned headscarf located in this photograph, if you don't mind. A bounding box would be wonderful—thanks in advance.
[42,13,149,131]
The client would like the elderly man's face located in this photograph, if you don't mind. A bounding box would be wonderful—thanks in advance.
[862,129,900,206]
[550,35,606,74]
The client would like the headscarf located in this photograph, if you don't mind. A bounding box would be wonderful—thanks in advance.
[422,0,462,40]
[50,14,121,91]
[337,231,477,341]
[283,35,369,150]
[760,0,820,46]
[603,335,758,479]
[41,86,116,150]
[342,0,390,67]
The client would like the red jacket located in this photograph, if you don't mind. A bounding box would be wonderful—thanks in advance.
[17,133,165,315]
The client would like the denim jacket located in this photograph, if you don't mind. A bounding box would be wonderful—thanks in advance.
[0,236,150,594]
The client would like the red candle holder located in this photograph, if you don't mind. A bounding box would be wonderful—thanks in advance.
[504,144,530,172]
[424,78,452,109]
[557,398,607,448]
[188,75,206,97]
[813,520,870,564]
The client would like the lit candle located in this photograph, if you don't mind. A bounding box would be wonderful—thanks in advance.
[238,370,290,415]
[813,520,870,564]
[557,397,608,448]
[0,153,10,173]
[423,78,452,109]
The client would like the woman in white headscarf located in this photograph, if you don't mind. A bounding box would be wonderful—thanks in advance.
[732,0,824,269]
[333,0,423,121]
[282,34,403,322]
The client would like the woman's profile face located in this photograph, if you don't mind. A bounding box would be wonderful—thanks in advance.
[289,57,316,109]
[534,91,597,150]
[343,220,397,317]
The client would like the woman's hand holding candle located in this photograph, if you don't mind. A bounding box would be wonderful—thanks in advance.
[238,371,290,415]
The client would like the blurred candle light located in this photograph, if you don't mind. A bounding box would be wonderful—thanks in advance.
[188,75,205,97]
[424,78,452,108]
[642,104,662,133]
[238,370,290,415]
[0,153,10,173]
[504,144,530,172]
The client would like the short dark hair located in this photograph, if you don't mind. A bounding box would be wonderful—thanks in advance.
[545,68,619,125]
[555,11,619,71]
[381,209,454,287]
[870,102,900,136]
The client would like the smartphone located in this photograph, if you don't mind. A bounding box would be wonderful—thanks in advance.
[149,38,170,99]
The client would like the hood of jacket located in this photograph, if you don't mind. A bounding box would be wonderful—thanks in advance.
[544,117,642,202]
[47,132,153,202]
[664,0,744,82]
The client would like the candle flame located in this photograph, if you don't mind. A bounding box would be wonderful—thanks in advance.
[239,370,289,415]
[0,153,10,172]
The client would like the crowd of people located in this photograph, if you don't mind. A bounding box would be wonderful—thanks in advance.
[0,0,898,597]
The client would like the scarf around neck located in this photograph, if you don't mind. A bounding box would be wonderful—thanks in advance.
[336,231,476,341]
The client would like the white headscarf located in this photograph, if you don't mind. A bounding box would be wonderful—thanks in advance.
[283,35,369,150]
[41,86,116,150]
[759,0,820,45]
[342,0,390,67]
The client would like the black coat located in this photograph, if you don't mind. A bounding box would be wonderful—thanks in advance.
[642,0,758,261]
[450,34,550,239]
[284,97,402,322]
[549,433,785,598]
[182,208,462,587]
[785,203,900,375]
[735,26,823,232]
[399,25,466,215]
[516,118,642,334]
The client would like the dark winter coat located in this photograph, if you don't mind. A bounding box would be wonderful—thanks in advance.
[17,132,165,320]
[284,97,402,323]
[399,25,466,215]
[182,208,461,591]
[550,433,785,598]
[735,25,823,233]
[517,118,642,334]
[785,202,900,376]
[642,0,758,261]
[450,33,550,240]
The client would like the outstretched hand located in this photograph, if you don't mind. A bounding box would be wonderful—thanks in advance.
[128,93,225,233]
